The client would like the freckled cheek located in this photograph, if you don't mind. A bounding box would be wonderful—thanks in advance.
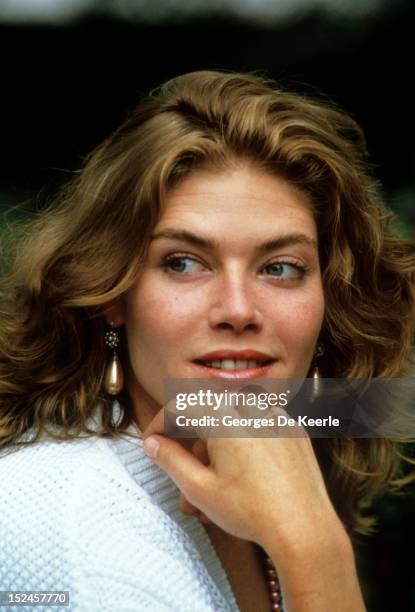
[266,294,324,349]
[126,288,204,354]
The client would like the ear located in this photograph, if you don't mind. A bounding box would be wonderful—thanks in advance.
[101,298,125,328]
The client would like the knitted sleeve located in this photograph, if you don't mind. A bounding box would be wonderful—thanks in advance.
[0,437,238,612]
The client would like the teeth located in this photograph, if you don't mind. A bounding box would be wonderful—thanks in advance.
[235,360,248,370]
[222,359,235,370]
[202,359,269,370]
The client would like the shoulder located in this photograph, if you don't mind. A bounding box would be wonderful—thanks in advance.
[0,435,233,611]
[0,434,159,581]
[0,434,132,489]
[0,430,197,571]
[0,433,154,519]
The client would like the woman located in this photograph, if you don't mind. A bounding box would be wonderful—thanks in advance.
[0,70,414,611]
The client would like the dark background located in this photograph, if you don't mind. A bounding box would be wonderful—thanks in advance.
[1,1,414,609]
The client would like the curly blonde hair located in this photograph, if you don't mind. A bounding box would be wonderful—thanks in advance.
[1,70,414,534]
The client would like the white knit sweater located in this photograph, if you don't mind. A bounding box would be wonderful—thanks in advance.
[0,404,241,611]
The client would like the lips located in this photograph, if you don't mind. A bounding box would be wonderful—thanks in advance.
[195,350,274,362]
[192,349,277,380]
[192,360,276,380]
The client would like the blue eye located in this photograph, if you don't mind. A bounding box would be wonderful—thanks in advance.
[265,262,306,279]
[161,255,308,280]
[162,256,204,275]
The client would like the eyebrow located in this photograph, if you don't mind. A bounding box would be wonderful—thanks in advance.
[151,229,318,254]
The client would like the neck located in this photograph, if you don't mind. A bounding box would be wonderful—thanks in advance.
[124,362,161,433]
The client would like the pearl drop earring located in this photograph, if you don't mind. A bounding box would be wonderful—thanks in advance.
[310,343,324,401]
[103,324,124,395]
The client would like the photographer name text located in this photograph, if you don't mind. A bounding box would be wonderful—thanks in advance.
[175,415,340,429]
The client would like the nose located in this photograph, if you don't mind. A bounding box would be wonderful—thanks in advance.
[208,271,263,334]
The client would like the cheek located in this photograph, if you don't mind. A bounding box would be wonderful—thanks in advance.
[125,280,204,349]
[268,293,324,347]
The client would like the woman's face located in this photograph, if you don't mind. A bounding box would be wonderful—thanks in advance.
[107,164,325,410]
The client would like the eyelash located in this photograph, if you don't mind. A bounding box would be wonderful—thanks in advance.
[160,253,310,280]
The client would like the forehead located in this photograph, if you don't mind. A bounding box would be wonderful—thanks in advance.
[157,166,317,241]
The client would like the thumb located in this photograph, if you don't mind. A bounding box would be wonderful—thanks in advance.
[143,434,214,507]
[179,439,213,524]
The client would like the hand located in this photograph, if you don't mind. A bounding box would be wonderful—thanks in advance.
[142,408,367,611]
[141,406,342,553]
[177,437,213,525]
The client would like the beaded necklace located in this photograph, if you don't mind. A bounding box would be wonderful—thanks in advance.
[259,548,283,611]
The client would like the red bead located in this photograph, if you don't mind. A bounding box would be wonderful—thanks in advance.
[262,552,282,610]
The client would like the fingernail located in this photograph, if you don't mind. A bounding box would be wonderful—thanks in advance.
[143,436,160,458]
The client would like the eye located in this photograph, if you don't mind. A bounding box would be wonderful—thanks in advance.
[264,261,307,280]
[161,255,206,275]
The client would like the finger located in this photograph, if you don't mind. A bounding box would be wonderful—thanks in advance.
[179,493,213,524]
[178,439,213,522]
[143,434,214,506]
[141,406,165,438]
[177,441,210,511]
[191,438,210,465]
[141,399,183,438]
[142,405,195,451]
[199,512,212,524]
[179,493,199,516]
